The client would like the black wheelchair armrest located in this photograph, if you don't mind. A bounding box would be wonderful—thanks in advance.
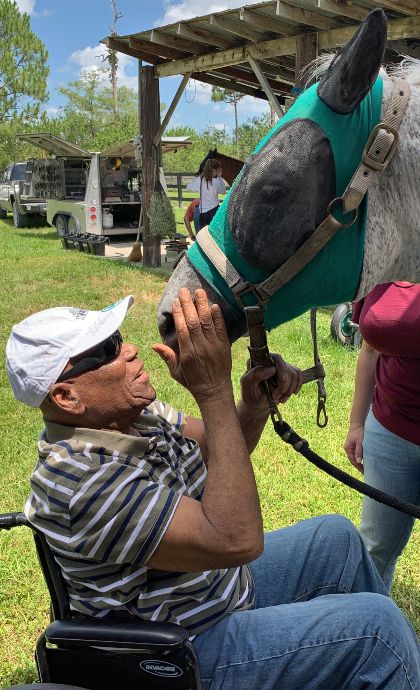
[45,617,189,650]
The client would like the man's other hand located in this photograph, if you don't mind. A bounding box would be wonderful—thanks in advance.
[241,354,303,410]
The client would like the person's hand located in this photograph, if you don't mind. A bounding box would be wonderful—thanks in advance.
[344,423,364,473]
[240,354,303,412]
[153,288,232,403]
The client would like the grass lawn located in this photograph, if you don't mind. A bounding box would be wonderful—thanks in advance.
[0,218,419,686]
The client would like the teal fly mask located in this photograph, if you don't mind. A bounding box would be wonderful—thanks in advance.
[158,9,413,346]
[187,77,383,330]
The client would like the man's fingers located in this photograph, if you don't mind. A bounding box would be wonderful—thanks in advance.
[178,288,209,346]
[171,297,194,346]
[211,303,229,343]
[152,343,178,374]
[194,288,214,332]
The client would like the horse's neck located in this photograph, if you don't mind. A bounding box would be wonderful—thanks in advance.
[356,76,420,299]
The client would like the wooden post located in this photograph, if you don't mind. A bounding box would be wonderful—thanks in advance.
[177,174,183,208]
[140,65,162,267]
[295,33,318,93]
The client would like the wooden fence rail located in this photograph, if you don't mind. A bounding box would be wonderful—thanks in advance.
[165,172,197,207]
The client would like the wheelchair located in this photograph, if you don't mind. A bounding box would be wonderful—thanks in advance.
[0,512,202,690]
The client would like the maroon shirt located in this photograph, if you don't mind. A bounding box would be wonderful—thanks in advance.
[353,282,420,445]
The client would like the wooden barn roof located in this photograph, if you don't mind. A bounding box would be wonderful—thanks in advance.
[102,0,420,104]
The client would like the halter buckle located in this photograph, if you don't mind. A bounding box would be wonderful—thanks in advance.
[232,281,268,311]
[362,122,399,172]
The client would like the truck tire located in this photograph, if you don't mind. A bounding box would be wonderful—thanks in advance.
[12,202,27,228]
[0,208,7,219]
[55,214,68,237]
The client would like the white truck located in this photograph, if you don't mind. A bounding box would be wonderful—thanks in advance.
[17,133,191,237]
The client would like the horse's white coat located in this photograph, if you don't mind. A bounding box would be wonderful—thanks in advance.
[356,61,420,297]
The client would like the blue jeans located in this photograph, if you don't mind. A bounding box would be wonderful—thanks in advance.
[361,409,420,591]
[193,515,420,689]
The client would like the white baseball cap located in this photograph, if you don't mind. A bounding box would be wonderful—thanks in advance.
[6,295,134,407]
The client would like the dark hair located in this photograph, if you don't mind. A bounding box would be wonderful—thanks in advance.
[201,158,221,186]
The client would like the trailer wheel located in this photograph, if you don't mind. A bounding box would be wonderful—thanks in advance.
[12,202,27,228]
[0,208,7,219]
[55,214,68,237]
[331,302,359,347]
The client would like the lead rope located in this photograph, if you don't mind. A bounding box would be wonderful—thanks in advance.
[245,305,420,519]
[310,308,328,428]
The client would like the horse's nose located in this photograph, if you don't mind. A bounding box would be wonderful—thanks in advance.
[157,306,179,352]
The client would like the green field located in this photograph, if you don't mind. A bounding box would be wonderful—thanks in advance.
[0,218,418,686]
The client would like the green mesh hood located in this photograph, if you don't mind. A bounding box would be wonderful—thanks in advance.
[187,77,383,330]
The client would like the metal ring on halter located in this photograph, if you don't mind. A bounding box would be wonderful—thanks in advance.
[327,197,358,228]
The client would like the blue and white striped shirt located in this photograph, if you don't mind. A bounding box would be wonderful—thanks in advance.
[25,400,254,634]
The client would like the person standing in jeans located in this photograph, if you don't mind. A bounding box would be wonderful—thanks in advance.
[344,281,420,591]
[187,159,226,229]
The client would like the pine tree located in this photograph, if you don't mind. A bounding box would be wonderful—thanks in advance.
[0,0,48,123]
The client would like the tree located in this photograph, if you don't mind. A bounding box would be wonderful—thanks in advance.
[211,86,244,158]
[103,0,122,125]
[236,112,272,159]
[0,0,48,123]
[57,69,112,148]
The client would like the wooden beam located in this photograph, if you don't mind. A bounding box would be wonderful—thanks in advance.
[315,0,369,21]
[388,39,420,58]
[177,22,236,49]
[130,37,186,61]
[363,0,418,15]
[104,36,163,64]
[219,65,291,93]
[150,30,205,54]
[252,60,296,84]
[276,0,340,31]
[247,54,284,116]
[239,8,298,36]
[295,32,318,89]
[210,14,265,42]
[153,73,192,147]
[193,72,271,100]
[155,14,420,78]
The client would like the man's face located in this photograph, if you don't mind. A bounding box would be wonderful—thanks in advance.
[60,341,156,428]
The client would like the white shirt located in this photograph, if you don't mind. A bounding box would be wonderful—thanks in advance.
[186,176,226,213]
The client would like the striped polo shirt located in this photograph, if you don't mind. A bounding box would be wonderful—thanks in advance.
[24,400,254,635]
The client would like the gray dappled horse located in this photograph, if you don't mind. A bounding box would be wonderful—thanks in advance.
[158,9,420,348]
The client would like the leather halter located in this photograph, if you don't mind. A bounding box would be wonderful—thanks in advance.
[196,77,410,313]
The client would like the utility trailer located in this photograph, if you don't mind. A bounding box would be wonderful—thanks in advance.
[17,133,191,237]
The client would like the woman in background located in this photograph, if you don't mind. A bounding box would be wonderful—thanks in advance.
[344,281,420,591]
[187,159,226,229]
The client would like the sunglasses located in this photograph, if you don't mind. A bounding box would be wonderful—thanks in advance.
[56,331,123,383]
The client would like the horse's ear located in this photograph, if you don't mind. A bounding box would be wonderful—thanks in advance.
[317,8,387,114]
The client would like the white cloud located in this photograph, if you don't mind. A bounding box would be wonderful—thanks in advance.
[157,0,244,25]
[67,44,138,90]
[240,95,271,116]
[212,122,227,131]
[186,79,212,106]
[15,0,36,14]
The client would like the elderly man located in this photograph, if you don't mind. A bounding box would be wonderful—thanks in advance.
[6,289,420,690]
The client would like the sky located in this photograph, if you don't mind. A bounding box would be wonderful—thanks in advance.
[18,0,271,134]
